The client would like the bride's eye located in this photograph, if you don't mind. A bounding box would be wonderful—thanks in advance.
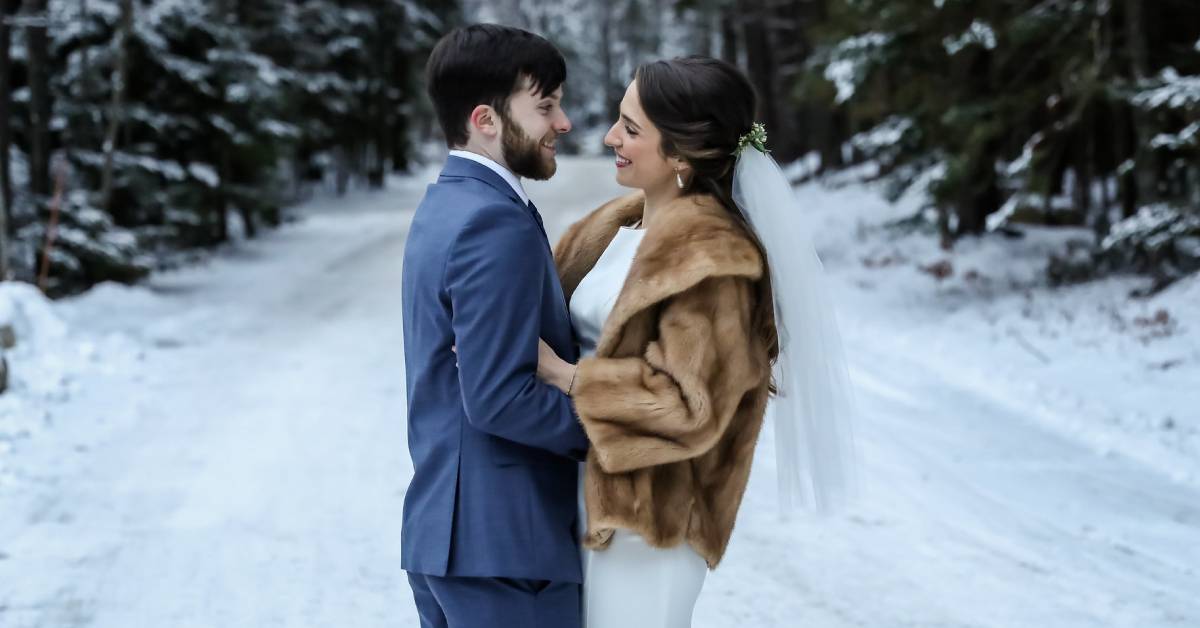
[625,126,637,136]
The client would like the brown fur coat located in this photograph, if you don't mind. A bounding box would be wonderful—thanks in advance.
[555,191,775,568]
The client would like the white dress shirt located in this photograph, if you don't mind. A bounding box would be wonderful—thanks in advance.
[448,149,530,206]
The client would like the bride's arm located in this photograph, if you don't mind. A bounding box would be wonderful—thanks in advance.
[537,338,576,394]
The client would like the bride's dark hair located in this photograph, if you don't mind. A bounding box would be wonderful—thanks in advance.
[634,56,780,373]
[634,56,754,206]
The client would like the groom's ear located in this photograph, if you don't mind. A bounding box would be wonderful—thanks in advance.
[468,105,501,140]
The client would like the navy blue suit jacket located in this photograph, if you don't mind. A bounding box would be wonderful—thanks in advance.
[400,155,589,583]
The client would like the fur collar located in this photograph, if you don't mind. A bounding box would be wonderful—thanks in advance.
[555,192,763,356]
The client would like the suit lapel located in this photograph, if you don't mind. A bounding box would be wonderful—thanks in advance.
[440,155,550,238]
[441,156,572,318]
[527,200,550,241]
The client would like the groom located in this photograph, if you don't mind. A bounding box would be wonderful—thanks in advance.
[400,24,588,628]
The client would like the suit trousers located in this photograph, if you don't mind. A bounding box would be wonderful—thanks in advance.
[407,572,581,628]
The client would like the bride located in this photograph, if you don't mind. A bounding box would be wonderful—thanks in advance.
[536,56,858,627]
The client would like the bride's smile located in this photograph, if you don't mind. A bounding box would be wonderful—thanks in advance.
[603,81,692,218]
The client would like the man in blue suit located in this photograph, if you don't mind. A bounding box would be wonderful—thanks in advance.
[401,24,588,628]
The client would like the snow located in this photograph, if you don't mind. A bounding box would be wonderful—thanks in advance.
[74,149,189,182]
[10,86,30,105]
[207,49,285,87]
[943,20,998,55]
[1,157,1197,627]
[783,151,823,181]
[0,282,69,350]
[1132,68,1200,110]
[70,203,113,231]
[1150,121,1200,150]
[1005,131,1043,178]
[127,105,191,134]
[1103,203,1200,250]
[0,184,419,625]
[259,119,302,140]
[848,116,913,161]
[187,163,219,188]
[0,282,94,478]
[50,0,121,26]
[160,53,216,88]
[824,33,891,104]
[987,189,1077,232]
[326,35,364,56]
[225,83,251,103]
[811,184,1200,484]
[210,115,240,138]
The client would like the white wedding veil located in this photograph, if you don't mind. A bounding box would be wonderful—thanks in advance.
[732,147,860,515]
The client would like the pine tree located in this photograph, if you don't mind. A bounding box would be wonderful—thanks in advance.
[805,0,1198,283]
[4,0,450,295]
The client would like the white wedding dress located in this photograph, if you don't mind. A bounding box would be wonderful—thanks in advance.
[568,224,708,628]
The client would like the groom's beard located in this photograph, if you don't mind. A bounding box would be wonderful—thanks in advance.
[501,114,556,181]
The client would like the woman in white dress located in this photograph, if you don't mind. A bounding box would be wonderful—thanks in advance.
[536,56,857,628]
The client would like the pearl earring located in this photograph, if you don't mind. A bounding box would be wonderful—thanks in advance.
[676,170,685,189]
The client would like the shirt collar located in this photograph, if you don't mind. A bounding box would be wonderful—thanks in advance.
[448,149,530,206]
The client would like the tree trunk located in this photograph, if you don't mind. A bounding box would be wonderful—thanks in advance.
[1124,0,1158,207]
[77,0,89,104]
[23,0,51,198]
[368,29,391,190]
[718,4,739,64]
[213,150,228,244]
[738,0,778,151]
[238,196,256,239]
[0,0,15,222]
[816,107,845,172]
[214,194,228,243]
[1096,174,1113,245]
[766,0,816,161]
[0,0,18,280]
[335,145,349,196]
[599,1,619,122]
[392,113,409,173]
[955,156,1001,236]
[100,0,133,212]
[622,0,655,75]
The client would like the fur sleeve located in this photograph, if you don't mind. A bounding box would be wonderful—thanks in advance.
[571,276,767,473]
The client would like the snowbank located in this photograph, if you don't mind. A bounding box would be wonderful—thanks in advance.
[795,178,1200,485]
[0,283,72,478]
[0,281,146,483]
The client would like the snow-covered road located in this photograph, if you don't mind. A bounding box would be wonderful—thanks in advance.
[1,157,1197,627]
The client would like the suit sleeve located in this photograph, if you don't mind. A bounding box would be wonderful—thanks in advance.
[570,276,764,473]
[446,203,589,461]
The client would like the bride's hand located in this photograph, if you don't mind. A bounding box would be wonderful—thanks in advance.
[537,338,576,394]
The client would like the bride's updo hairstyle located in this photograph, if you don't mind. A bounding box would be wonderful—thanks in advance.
[634,55,779,373]
[634,56,755,209]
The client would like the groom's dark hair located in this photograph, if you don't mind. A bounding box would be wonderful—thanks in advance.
[426,24,567,147]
